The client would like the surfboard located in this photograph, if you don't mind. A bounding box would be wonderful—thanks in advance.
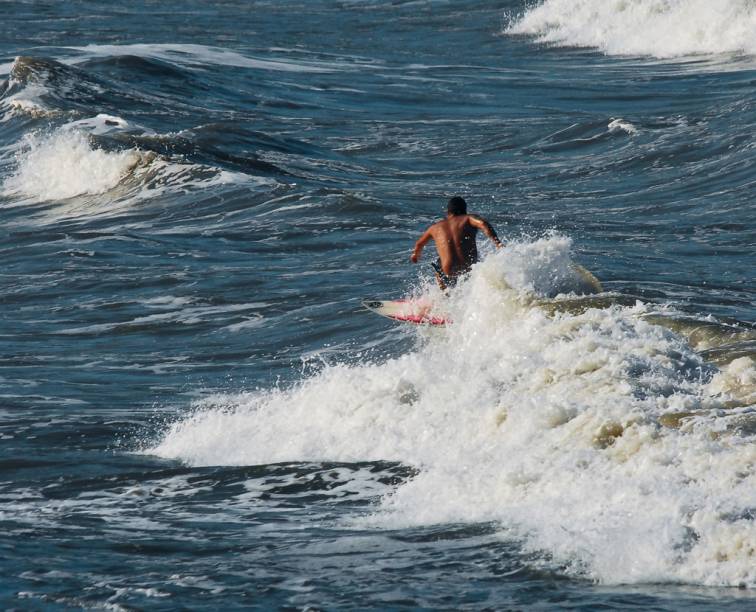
[362,299,449,325]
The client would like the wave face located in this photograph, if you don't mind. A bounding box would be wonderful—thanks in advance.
[508,0,756,58]
[151,236,756,587]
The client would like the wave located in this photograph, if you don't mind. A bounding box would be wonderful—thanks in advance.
[147,236,756,588]
[0,122,267,223]
[0,55,281,216]
[2,128,144,201]
[66,43,348,73]
[1,56,126,120]
[507,0,756,59]
[0,55,211,123]
[0,55,317,201]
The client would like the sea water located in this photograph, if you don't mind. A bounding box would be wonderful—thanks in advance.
[1,1,754,609]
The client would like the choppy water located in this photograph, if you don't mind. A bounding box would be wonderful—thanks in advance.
[1,1,755,609]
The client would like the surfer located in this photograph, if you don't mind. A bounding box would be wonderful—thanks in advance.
[410,196,502,289]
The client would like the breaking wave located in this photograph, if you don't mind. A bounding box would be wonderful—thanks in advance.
[2,128,143,201]
[149,236,756,588]
[507,0,756,59]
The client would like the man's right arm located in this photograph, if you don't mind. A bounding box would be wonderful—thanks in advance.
[411,227,434,263]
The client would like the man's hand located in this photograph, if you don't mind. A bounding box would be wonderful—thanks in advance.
[410,250,419,263]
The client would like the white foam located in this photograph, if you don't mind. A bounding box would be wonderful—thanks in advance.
[0,58,62,121]
[0,119,269,217]
[139,296,197,309]
[65,113,150,136]
[507,0,756,59]
[708,356,756,401]
[149,236,756,588]
[608,118,638,135]
[1,82,54,121]
[2,129,140,201]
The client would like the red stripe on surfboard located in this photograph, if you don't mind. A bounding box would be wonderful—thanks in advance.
[387,313,448,325]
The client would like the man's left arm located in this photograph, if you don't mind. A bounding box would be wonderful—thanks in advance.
[470,215,503,249]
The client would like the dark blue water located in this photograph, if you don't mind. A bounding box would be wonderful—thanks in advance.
[1,1,755,609]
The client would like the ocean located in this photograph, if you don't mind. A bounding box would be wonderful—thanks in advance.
[1,0,755,609]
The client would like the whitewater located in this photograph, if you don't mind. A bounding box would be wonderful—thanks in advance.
[153,237,756,587]
[508,0,756,59]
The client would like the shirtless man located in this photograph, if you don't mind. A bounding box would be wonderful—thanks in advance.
[410,196,503,289]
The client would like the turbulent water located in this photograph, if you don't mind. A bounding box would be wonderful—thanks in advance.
[1,1,755,609]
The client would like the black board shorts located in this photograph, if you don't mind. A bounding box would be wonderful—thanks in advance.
[430,259,457,288]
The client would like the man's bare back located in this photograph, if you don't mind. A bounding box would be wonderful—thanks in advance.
[410,196,502,289]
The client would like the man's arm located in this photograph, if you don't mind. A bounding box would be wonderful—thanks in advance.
[469,215,503,249]
[410,227,434,263]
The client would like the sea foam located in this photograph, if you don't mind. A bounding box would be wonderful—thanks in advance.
[1,121,260,219]
[507,0,756,59]
[2,128,140,201]
[149,236,756,588]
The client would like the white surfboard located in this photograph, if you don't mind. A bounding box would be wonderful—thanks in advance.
[363,265,599,326]
[362,298,449,326]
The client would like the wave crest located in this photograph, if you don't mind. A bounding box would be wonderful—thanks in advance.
[507,0,756,59]
[2,128,142,201]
